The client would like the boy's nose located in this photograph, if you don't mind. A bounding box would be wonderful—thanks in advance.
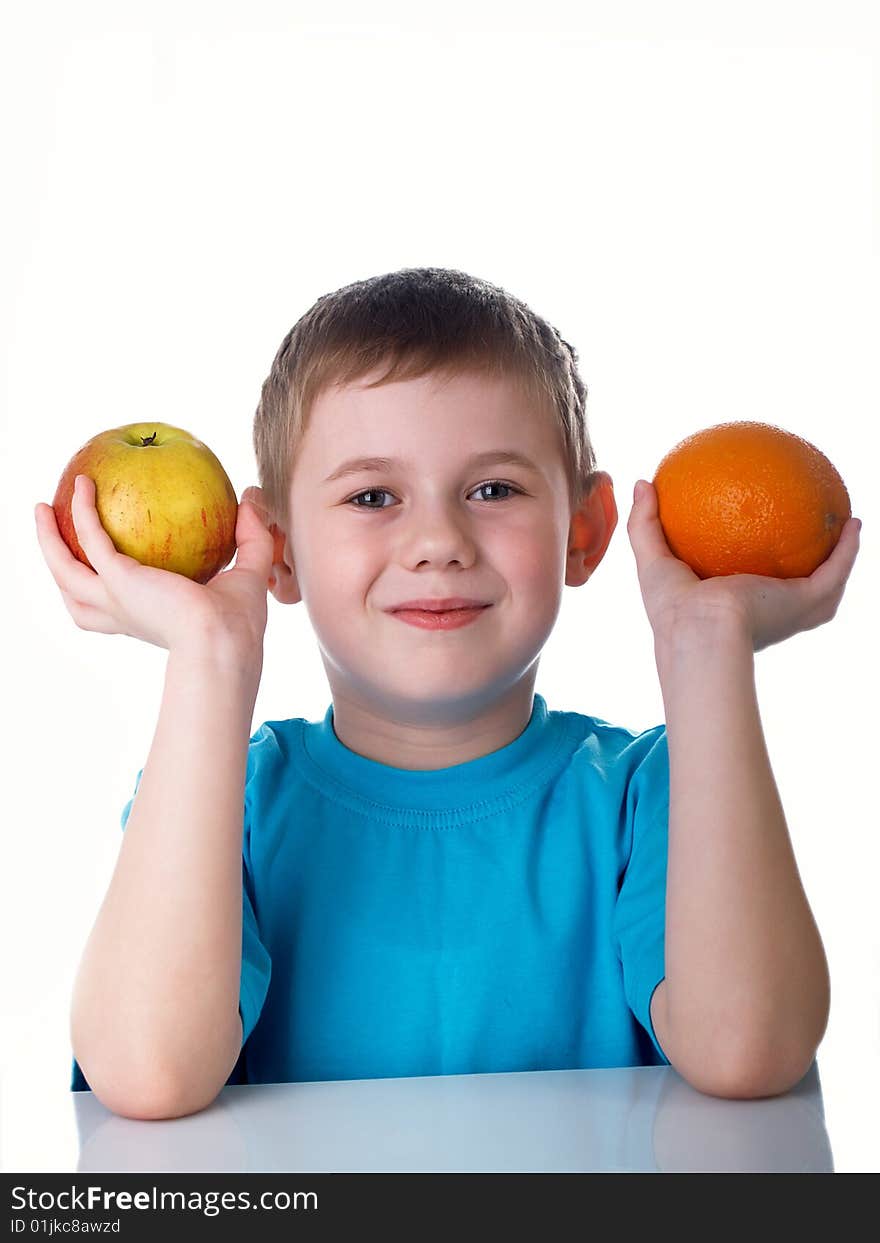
[395,506,478,570]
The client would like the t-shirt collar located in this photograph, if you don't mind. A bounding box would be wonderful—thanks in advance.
[301,692,570,815]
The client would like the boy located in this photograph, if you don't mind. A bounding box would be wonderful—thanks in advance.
[35,268,860,1120]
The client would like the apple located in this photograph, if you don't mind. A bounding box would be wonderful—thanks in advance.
[52,422,239,583]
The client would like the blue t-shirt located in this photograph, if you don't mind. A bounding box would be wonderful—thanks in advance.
[71,693,671,1091]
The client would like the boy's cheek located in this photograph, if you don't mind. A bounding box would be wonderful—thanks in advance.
[500,532,563,590]
[291,522,371,583]
[301,550,384,615]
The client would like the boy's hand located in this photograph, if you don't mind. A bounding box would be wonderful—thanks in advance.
[627,479,862,652]
[35,476,275,662]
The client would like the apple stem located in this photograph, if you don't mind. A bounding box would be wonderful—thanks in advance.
[141,432,158,446]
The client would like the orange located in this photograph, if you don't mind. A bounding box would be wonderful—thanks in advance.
[651,421,851,579]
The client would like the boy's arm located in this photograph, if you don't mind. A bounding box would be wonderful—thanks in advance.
[648,619,829,1098]
[36,475,275,1119]
[70,645,261,1119]
[627,479,861,1100]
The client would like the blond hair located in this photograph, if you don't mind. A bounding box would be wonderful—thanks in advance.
[253,267,598,530]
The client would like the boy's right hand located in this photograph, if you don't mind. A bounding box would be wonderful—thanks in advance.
[34,475,276,662]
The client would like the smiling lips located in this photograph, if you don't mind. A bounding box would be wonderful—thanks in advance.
[388,597,492,631]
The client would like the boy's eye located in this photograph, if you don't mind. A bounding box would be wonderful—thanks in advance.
[348,488,394,509]
[473,481,518,502]
[346,481,521,509]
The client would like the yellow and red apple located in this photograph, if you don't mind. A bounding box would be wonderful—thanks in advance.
[53,423,238,583]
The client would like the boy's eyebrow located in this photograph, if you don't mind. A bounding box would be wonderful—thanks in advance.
[322,450,543,484]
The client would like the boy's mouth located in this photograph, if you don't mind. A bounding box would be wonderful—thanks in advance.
[387,598,492,631]
[389,597,491,612]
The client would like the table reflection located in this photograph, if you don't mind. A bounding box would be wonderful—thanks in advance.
[72,1061,832,1174]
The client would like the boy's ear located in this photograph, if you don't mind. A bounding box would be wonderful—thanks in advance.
[565,471,618,586]
[267,517,301,604]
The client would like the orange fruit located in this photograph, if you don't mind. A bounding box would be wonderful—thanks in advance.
[652,421,851,579]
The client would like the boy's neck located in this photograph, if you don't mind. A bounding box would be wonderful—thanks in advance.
[326,675,538,770]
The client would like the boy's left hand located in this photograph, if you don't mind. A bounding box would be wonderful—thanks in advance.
[627,479,862,652]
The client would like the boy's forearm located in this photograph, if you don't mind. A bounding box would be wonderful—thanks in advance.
[653,618,830,1097]
[71,644,262,1118]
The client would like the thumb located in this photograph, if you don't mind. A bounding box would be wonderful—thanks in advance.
[632,478,655,510]
[239,485,271,527]
[627,479,670,563]
[232,492,275,576]
[627,479,654,533]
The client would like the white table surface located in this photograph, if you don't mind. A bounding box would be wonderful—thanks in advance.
[2,1060,832,1173]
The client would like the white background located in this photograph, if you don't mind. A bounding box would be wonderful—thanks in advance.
[1,0,877,1171]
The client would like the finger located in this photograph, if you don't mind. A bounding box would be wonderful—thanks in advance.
[240,486,271,527]
[70,475,127,578]
[34,500,107,607]
[232,497,275,577]
[59,590,121,635]
[627,479,679,566]
[805,516,862,597]
[239,487,286,553]
[238,486,288,574]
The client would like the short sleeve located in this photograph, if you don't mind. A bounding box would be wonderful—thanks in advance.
[611,726,671,1065]
[70,765,273,1091]
[120,767,144,830]
[239,860,271,1043]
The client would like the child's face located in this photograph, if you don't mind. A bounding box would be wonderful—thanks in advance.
[278,366,610,722]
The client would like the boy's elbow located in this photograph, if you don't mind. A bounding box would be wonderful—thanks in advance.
[84,1066,226,1120]
[656,984,823,1099]
[671,1039,818,1100]
[74,1039,239,1120]
[73,1014,243,1120]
